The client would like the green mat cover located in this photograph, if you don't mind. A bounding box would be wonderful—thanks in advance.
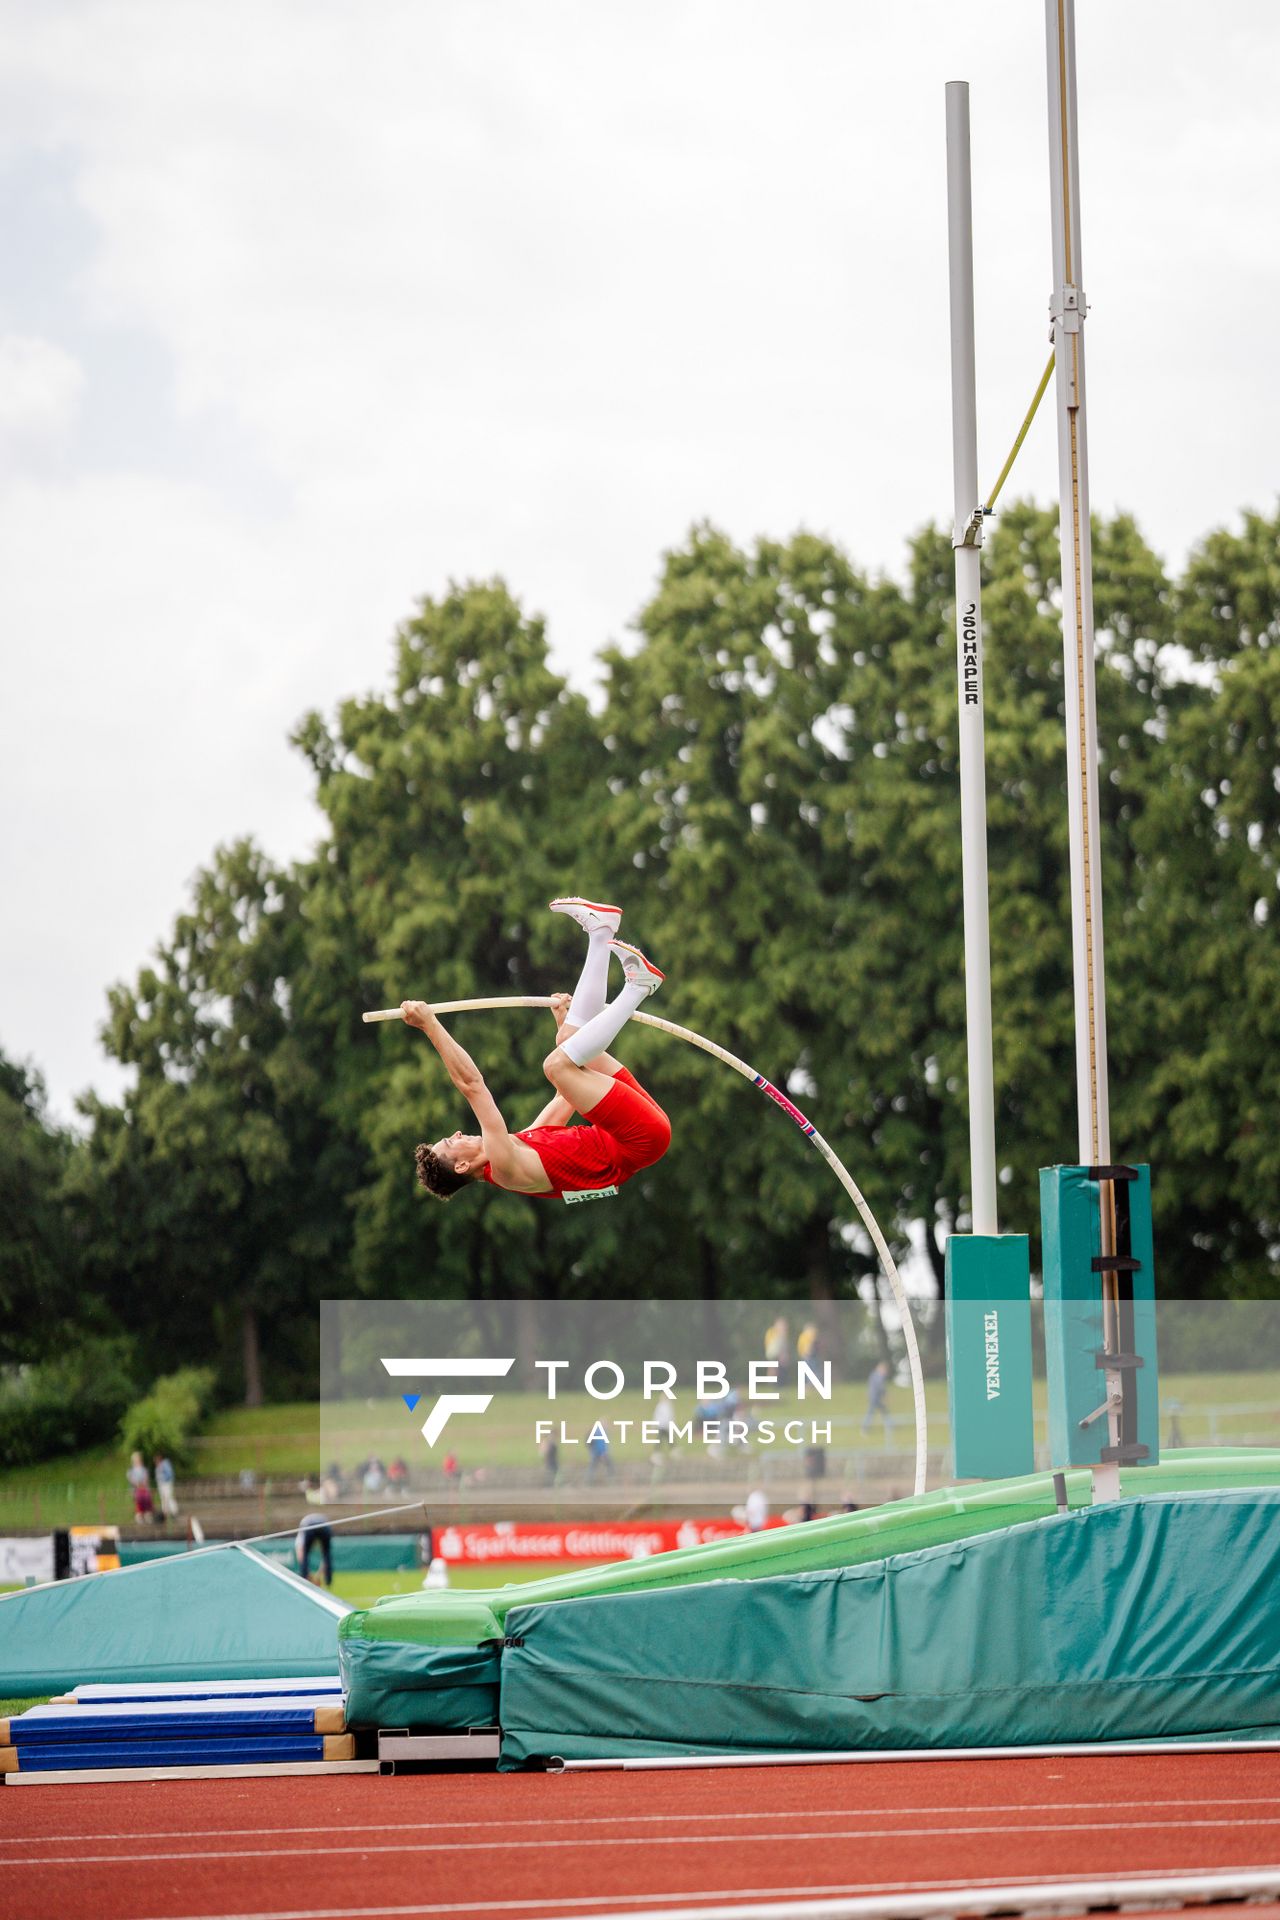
[498,1488,1280,1766]
[0,1544,346,1698]
[342,1638,503,1731]
[338,1451,1280,1731]
[340,1595,504,1730]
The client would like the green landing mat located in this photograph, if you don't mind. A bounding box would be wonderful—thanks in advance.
[339,1448,1280,1731]
[499,1488,1280,1766]
[0,1545,348,1699]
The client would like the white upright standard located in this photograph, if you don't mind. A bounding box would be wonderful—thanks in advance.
[945,79,998,1241]
[1044,0,1122,1496]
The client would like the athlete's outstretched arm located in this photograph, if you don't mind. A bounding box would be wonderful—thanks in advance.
[401,1001,548,1192]
[401,1002,489,1105]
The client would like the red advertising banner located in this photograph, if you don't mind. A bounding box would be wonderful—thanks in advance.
[434,1517,785,1564]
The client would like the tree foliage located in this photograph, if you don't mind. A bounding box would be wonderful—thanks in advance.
[0,1053,79,1364]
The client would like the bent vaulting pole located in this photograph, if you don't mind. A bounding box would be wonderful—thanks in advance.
[945,80,998,1238]
[364,997,930,1495]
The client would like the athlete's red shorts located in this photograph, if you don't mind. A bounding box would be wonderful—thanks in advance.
[587,1067,672,1176]
[488,1066,672,1197]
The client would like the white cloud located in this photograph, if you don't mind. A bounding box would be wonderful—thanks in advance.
[0,333,84,456]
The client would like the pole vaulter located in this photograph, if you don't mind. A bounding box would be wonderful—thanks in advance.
[364,895,930,1496]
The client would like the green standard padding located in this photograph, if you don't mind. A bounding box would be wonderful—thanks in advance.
[1042,1164,1159,1467]
[498,1488,1280,1767]
[945,1232,1034,1479]
[338,1449,1280,1731]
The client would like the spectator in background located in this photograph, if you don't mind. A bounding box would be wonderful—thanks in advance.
[387,1456,410,1489]
[744,1487,769,1532]
[362,1457,386,1497]
[442,1450,462,1489]
[321,1463,343,1501]
[586,1428,614,1482]
[154,1454,179,1522]
[127,1451,155,1525]
[728,1382,758,1444]
[541,1434,560,1486]
[797,1322,823,1375]
[650,1389,677,1483]
[764,1315,791,1375]
[296,1510,333,1586]
[863,1359,894,1438]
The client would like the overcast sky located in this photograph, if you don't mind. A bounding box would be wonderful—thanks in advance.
[2,1,1277,1122]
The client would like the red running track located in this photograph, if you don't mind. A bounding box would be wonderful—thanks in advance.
[3,1751,1280,1920]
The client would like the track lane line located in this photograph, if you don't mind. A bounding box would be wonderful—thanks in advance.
[6,1796,1280,1846]
[10,1812,1280,1870]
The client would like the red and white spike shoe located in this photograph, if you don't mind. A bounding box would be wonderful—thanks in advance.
[549,896,623,937]
[608,938,664,995]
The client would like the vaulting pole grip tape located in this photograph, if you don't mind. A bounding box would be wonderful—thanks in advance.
[751,1074,816,1136]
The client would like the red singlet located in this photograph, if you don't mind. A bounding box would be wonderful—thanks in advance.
[482,1068,671,1198]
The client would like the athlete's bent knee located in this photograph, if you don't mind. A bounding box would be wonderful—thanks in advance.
[543,1047,571,1082]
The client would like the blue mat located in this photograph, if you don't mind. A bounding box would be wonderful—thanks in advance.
[10,1736,331,1771]
[8,1703,337,1744]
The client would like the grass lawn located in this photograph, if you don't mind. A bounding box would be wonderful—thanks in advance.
[0,1406,323,1530]
[190,1404,320,1478]
[0,1444,131,1531]
[329,1560,611,1607]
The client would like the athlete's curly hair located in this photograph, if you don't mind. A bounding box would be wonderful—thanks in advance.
[414,1142,472,1201]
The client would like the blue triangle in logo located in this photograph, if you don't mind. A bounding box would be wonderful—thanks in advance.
[402,1393,421,1412]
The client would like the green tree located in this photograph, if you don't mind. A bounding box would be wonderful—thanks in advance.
[0,1052,79,1363]
[69,841,351,1402]
[293,579,621,1302]
[1115,507,1280,1294]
